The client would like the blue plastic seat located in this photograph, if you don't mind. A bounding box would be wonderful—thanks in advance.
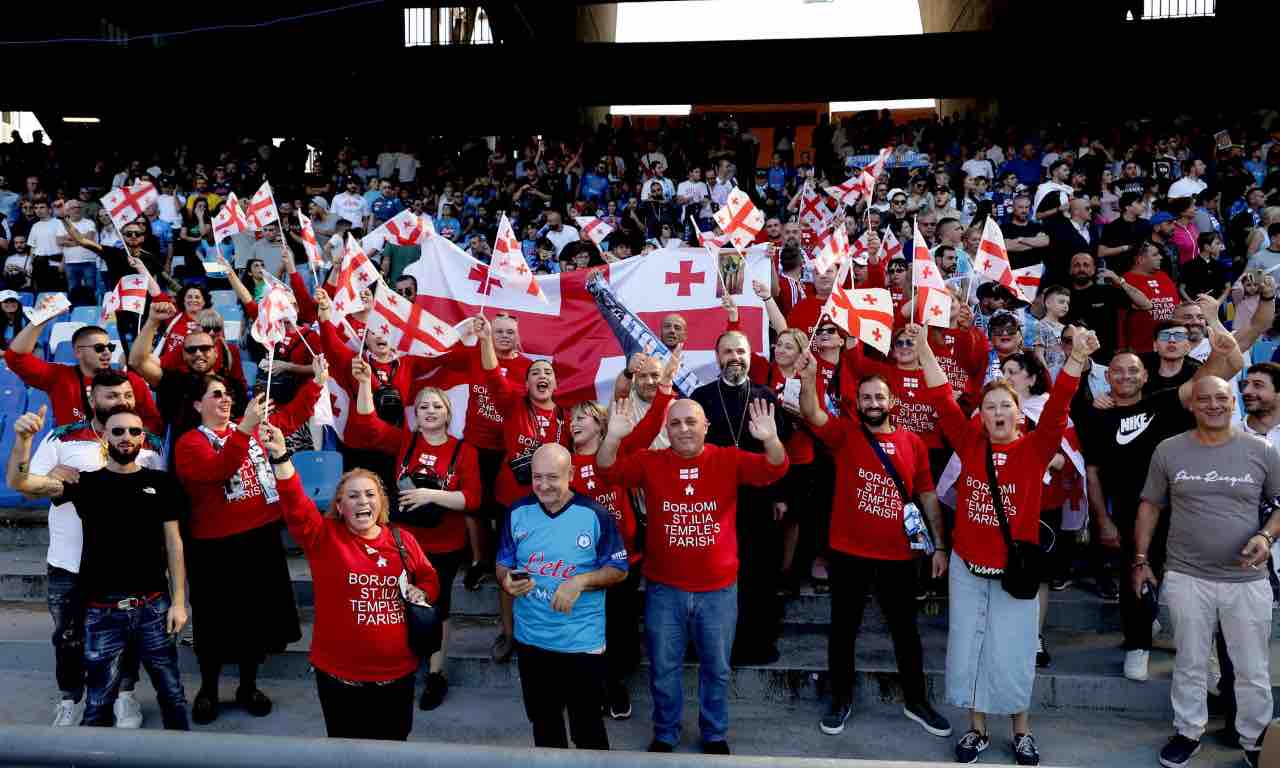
[1254,338,1280,365]
[217,304,244,324]
[210,290,237,307]
[241,362,258,389]
[0,415,22,508]
[18,294,34,307]
[292,450,343,511]
[0,384,26,419]
[70,306,100,325]
[51,343,76,364]
[25,388,50,418]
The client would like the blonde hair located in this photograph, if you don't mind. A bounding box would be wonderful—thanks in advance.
[1263,206,1280,227]
[570,401,608,439]
[328,469,390,525]
[413,386,453,427]
[980,378,1022,410]
[776,328,809,353]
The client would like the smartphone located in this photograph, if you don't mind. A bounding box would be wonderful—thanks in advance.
[509,570,531,582]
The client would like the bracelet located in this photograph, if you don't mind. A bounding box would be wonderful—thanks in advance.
[1131,560,1151,570]
[268,450,293,465]
[1256,530,1275,546]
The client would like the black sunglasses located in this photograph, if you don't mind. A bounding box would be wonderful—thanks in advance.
[121,229,146,238]
[110,426,143,437]
[184,344,214,354]
[77,342,116,354]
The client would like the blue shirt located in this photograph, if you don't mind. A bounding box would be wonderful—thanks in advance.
[580,173,610,205]
[370,195,404,224]
[497,493,628,654]
[1001,157,1042,188]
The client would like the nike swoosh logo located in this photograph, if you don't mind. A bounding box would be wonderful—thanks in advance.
[1116,416,1154,446]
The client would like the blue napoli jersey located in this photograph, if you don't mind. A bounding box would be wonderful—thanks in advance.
[497,493,628,654]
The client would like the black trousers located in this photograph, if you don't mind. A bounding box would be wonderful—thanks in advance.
[515,642,609,749]
[1115,508,1168,651]
[827,551,927,705]
[734,491,780,658]
[605,568,643,688]
[315,669,415,741]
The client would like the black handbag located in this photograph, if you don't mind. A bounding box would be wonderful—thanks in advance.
[508,403,563,485]
[985,441,1043,600]
[389,526,443,658]
[393,433,461,529]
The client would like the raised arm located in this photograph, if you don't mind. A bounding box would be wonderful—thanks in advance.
[1231,277,1275,352]
[751,279,788,334]
[260,423,326,550]
[266,357,326,436]
[129,301,177,386]
[5,407,65,498]
[796,350,828,429]
[215,253,256,310]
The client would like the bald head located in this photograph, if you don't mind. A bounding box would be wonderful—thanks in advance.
[1189,375,1235,431]
[667,399,709,458]
[531,444,573,510]
[661,314,687,348]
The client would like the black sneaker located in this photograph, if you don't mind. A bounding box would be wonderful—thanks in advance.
[1097,575,1120,603]
[1049,577,1072,592]
[607,682,631,720]
[647,740,674,753]
[1036,635,1051,668]
[234,687,272,717]
[701,740,730,755]
[903,700,952,737]
[463,560,491,591]
[820,699,852,735]
[1244,749,1261,768]
[1158,734,1201,768]
[1013,733,1040,766]
[191,689,219,725]
[955,729,990,763]
[419,671,448,711]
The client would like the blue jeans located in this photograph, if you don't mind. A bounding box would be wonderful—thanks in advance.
[47,567,137,702]
[82,594,188,729]
[644,581,737,746]
[64,263,97,305]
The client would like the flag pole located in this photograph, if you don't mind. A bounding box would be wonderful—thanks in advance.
[262,343,275,426]
[356,281,375,359]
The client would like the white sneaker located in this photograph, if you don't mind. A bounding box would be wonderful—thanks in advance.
[52,698,81,726]
[113,690,143,728]
[1124,649,1150,682]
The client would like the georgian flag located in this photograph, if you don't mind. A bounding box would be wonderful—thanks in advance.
[296,209,324,267]
[574,216,614,247]
[490,213,547,303]
[116,274,148,315]
[882,229,903,261]
[825,283,894,355]
[825,170,875,206]
[368,282,460,357]
[863,146,892,180]
[1011,264,1043,302]
[911,219,950,328]
[712,188,764,256]
[362,208,430,252]
[813,223,849,277]
[797,186,835,231]
[246,181,280,230]
[331,236,381,316]
[211,192,250,246]
[101,182,158,231]
[250,277,297,346]
[977,216,1014,284]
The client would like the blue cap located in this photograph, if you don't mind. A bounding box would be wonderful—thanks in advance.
[1150,211,1175,225]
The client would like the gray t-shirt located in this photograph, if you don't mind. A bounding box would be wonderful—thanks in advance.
[1142,431,1280,583]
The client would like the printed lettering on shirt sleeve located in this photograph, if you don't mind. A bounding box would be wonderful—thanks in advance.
[592,503,629,572]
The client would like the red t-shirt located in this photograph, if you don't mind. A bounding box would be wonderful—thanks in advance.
[319,318,436,427]
[570,389,674,564]
[174,380,321,539]
[1121,270,1178,353]
[753,363,815,465]
[439,346,532,452]
[278,475,438,683]
[929,327,991,413]
[160,340,247,393]
[343,413,482,554]
[486,365,569,506]
[786,296,826,337]
[3,350,164,434]
[811,417,934,560]
[923,371,1078,569]
[843,345,943,449]
[601,444,789,592]
[159,312,203,357]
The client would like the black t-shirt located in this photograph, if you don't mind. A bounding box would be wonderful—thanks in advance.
[57,468,180,602]
[1113,177,1148,198]
[1100,217,1153,272]
[1079,387,1195,517]
[1001,220,1046,270]
[1178,257,1227,302]
[1138,352,1200,397]
[1065,282,1132,362]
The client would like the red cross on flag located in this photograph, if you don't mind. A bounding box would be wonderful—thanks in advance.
[825,170,876,206]
[101,182,159,231]
[331,236,381,316]
[1011,264,1043,302]
[212,192,250,244]
[882,229,903,261]
[797,186,835,231]
[250,277,298,346]
[489,213,548,303]
[574,216,614,247]
[363,209,430,252]
[246,181,280,230]
[99,287,120,326]
[912,285,953,328]
[864,147,892,180]
[296,209,324,267]
[825,285,894,355]
[691,217,730,251]
[712,188,764,256]
[116,274,148,315]
[977,215,1014,286]
[369,282,460,357]
[813,223,849,277]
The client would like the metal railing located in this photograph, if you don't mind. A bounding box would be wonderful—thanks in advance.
[0,725,969,768]
[1136,0,1216,19]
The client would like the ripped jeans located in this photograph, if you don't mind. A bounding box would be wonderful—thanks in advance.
[48,566,137,702]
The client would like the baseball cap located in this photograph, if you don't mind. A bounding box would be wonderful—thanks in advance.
[852,254,870,266]
[0,290,20,303]
[310,196,329,211]
[888,188,908,202]
[1150,211,1175,226]
[987,309,1020,332]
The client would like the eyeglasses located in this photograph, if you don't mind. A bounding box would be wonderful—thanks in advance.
[1157,330,1189,342]
[816,327,839,336]
[204,389,232,401]
[891,199,906,205]
[184,344,215,354]
[109,426,143,437]
[893,338,915,348]
[76,342,116,354]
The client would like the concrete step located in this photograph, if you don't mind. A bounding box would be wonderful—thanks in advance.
[0,599,1252,717]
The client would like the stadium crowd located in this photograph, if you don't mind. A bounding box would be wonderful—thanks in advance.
[4,107,1280,766]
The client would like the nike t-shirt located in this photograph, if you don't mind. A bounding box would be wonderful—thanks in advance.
[1079,387,1194,519]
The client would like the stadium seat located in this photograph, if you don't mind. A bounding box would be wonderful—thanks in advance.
[241,361,258,388]
[26,388,51,417]
[0,367,17,390]
[0,384,27,418]
[52,343,76,364]
[224,320,242,340]
[293,450,342,510]
[0,415,22,507]
[47,322,86,354]
[218,304,244,324]
[210,290,237,307]
[18,294,34,307]
[70,306,99,325]
[1254,337,1280,365]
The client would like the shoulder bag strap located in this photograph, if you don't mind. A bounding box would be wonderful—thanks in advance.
[859,423,910,506]
[398,429,421,479]
[443,438,463,484]
[389,525,413,581]
[984,440,1017,551]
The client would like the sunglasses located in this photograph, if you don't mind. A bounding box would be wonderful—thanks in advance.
[204,389,232,401]
[109,426,144,437]
[816,327,839,336]
[201,323,223,333]
[1157,330,1189,342]
[184,344,215,354]
[887,265,907,273]
[893,338,915,348]
[122,230,146,238]
[76,342,117,354]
